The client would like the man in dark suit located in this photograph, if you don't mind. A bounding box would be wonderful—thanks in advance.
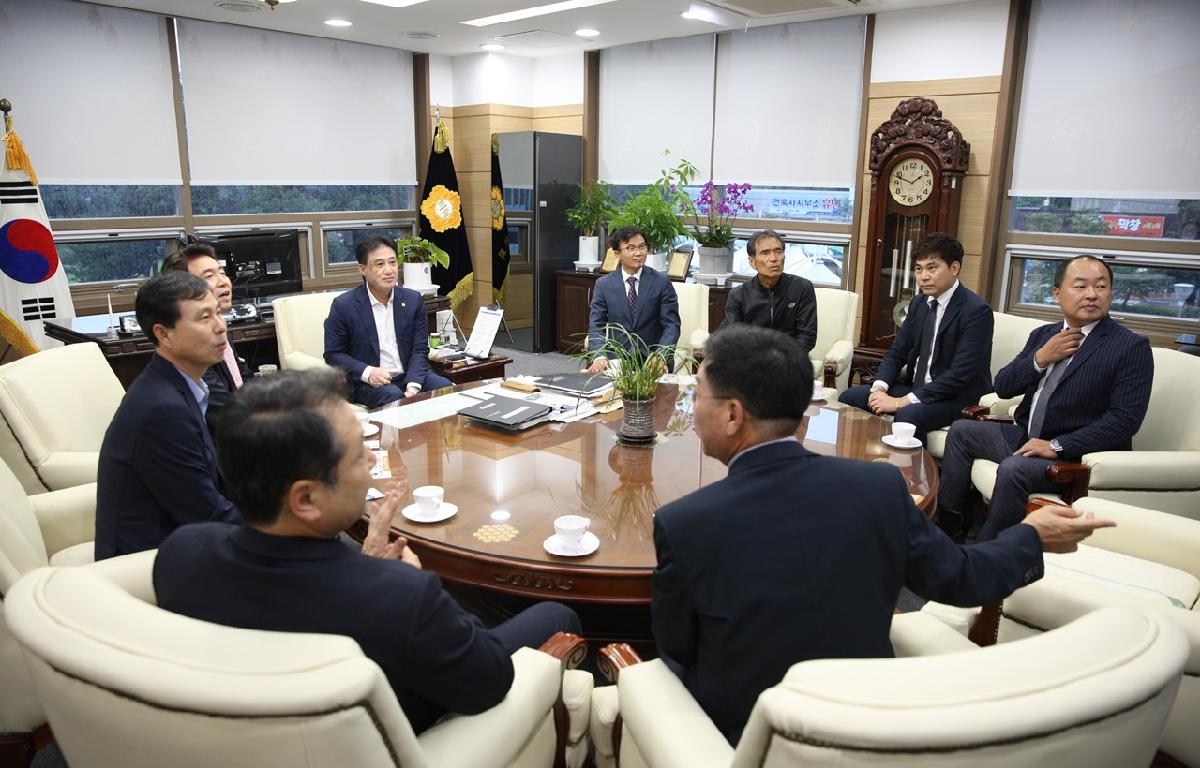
[153,369,580,734]
[839,233,993,440]
[324,236,452,409]
[938,255,1154,542]
[586,226,681,373]
[720,229,817,357]
[161,243,253,437]
[95,271,240,560]
[653,325,1113,745]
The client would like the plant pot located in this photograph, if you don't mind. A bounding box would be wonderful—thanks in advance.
[578,236,601,264]
[697,245,733,275]
[619,397,657,442]
[645,251,669,272]
[403,261,433,289]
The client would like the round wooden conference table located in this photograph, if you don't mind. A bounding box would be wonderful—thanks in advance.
[352,381,938,611]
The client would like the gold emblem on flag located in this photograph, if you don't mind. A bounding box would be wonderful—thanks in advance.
[490,186,505,231]
[421,184,462,232]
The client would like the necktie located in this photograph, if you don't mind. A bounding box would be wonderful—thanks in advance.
[627,275,638,319]
[222,342,244,388]
[912,298,938,387]
[1027,355,1070,439]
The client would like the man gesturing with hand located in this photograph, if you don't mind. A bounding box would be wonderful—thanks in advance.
[936,255,1153,541]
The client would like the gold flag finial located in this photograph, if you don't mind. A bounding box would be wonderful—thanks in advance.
[491,133,499,155]
[433,120,449,154]
[1,100,38,185]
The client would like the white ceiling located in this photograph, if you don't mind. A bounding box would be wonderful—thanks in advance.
[85,0,972,58]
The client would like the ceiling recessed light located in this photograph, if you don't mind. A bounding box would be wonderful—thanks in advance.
[681,4,716,22]
[324,18,353,26]
[480,42,506,51]
[464,0,618,28]
[575,28,600,37]
[405,31,440,39]
[216,0,261,11]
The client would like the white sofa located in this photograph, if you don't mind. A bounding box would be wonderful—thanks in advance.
[0,343,125,493]
[923,497,1200,767]
[273,291,342,371]
[591,608,1186,768]
[672,281,710,373]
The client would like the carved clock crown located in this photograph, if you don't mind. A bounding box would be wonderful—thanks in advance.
[869,97,970,173]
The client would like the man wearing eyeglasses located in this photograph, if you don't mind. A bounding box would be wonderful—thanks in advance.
[720,229,817,357]
[586,226,681,373]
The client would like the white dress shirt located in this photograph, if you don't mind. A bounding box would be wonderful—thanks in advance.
[362,288,406,384]
[1026,318,1099,424]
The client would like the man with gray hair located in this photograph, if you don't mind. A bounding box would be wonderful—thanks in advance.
[720,229,817,357]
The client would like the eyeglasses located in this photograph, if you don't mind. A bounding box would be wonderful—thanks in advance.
[621,243,649,254]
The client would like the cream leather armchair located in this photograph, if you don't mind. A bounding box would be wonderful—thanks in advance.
[672,282,710,373]
[966,347,1200,521]
[0,457,155,765]
[5,565,591,768]
[273,291,342,371]
[0,343,124,493]
[811,287,858,393]
[923,497,1200,767]
[591,608,1186,768]
[925,311,1044,459]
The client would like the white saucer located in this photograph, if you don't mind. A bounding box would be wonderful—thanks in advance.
[401,502,458,523]
[362,422,380,437]
[543,531,600,557]
[882,434,922,449]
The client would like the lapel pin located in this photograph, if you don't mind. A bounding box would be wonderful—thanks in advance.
[401,302,407,308]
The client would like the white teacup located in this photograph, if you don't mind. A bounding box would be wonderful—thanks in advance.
[413,485,444,515]
[258,364,278,376]
[891,422,917,443]
[554,515,590,548]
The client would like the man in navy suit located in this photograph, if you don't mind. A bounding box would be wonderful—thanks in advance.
[153,369,580,734]
[839,233,993,440]
[324,236,452,408]
[161,243,254,437]
[653,325,1113,745]
[95,271,240,560]
[586,226,681,373]
[938,255,1154,542]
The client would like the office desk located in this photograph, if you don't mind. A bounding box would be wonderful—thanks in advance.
[44,294,452,389]
[351,384,938,613]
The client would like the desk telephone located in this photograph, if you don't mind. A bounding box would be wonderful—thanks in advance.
[222,303,259,323]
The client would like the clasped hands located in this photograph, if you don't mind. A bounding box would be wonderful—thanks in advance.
[366,366,420,398]
[867,389,908,415]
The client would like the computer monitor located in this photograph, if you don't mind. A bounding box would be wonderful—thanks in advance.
[208,230,303,301]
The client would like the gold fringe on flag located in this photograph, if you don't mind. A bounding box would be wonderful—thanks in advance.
[0,309,39,359]
[433,120,449,154]
[447,271,474,310]
[2,125,39,185]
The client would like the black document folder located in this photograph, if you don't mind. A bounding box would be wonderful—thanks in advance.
[458,395,553,432]
[532,373,612,397]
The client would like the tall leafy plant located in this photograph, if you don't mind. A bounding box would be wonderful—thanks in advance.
[610,154,699,254]
[565,180,617,237]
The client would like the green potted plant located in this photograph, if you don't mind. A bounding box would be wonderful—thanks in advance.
[565,180,616,267]
[609,154,698,271]
[395,236,450,290]
[580,324,691,442]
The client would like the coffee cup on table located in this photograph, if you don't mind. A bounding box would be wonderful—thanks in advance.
[258,364,278,376]
[413,485,444,515]
[554,515,590,548]
[891,422,917,444]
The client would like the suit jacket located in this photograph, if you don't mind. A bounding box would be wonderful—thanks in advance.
[587,267,681,360]
[202,334,253,437]
[95,354,239,560]
[652,440,1043,744]
[874,285,994,407]
[994,316,1153,460]
[154,523,515,734]
[324,284,433,390]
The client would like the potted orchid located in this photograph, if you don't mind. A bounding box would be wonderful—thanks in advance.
[688,180,755,275]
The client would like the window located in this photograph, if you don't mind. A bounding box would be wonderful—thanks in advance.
[675,230,847,287]
[54,233,182,285]
[1011,197,1200,242]
[191,186,415,217]
[323,222,414,266]
[1013,255,1200,321]
[41,185,181,219]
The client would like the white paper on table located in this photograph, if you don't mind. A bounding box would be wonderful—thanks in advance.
[370,392,482,430]
[464,306,504,359]
[473,381,598,421]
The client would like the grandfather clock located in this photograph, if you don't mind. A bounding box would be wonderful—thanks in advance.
[860,97,969,352]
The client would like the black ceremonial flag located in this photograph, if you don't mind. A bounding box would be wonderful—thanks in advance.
[490,133,511,304]
[419,120,473,309]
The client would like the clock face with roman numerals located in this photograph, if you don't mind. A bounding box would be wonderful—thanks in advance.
[889,158,934,206]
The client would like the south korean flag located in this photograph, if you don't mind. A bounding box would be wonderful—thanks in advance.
[0,132,76,352]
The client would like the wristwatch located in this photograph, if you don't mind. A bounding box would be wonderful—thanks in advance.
[1049,438,1063,455]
